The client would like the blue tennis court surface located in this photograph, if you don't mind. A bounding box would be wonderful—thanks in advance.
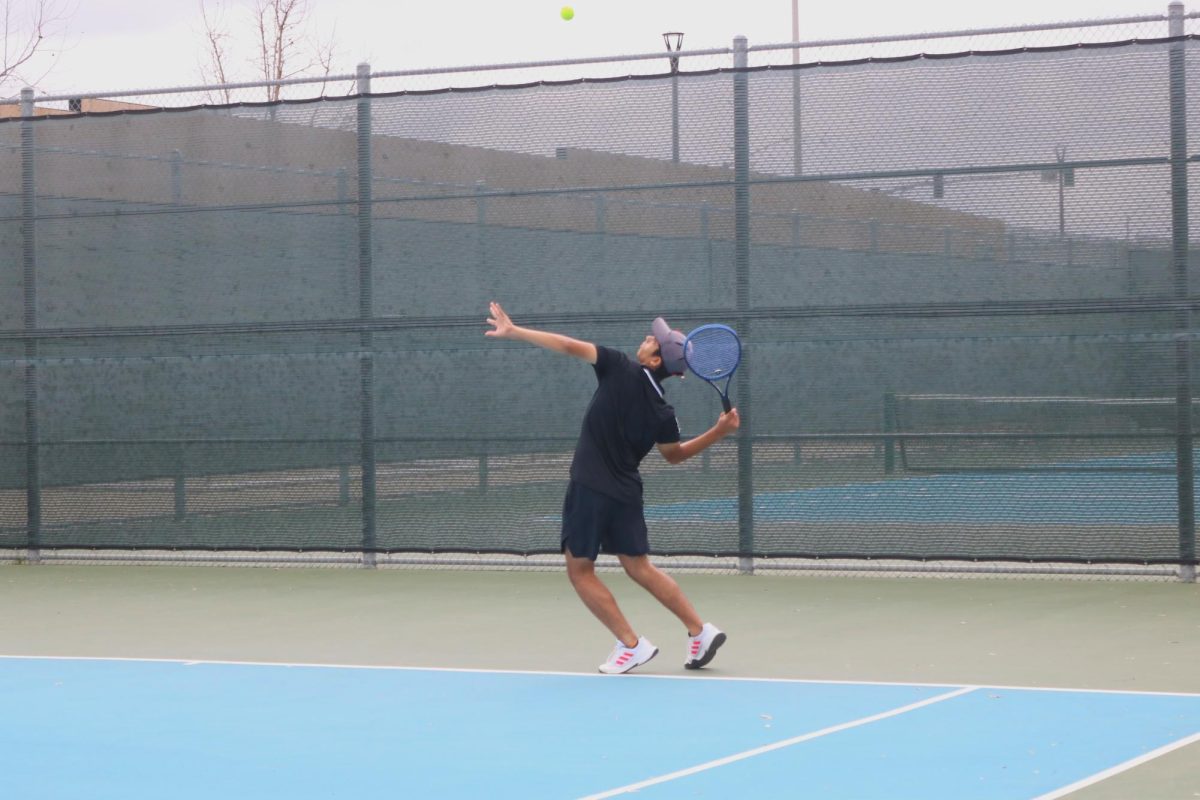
[648,455,1189,525]
[4,656,1199,799]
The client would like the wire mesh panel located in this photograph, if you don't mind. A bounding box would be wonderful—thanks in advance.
[1,35,1197,567]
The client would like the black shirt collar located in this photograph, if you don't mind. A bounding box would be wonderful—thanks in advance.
[642,368,665,399]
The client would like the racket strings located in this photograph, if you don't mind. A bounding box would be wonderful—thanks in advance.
[685,330,740,378]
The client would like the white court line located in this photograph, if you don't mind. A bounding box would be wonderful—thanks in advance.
[577,686,978,800]
[1,654,1199,698]
[1031,731,1200,800]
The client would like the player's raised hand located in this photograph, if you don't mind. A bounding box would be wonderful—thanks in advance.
[486,301,516,338]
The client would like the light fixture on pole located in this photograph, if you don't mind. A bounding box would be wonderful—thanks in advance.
[663,32,684,163]
[663,31,684,73]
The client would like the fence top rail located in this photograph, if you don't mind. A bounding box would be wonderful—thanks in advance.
[21,11,1198,105]
[24,45,731,104]
[749,13,1179,53]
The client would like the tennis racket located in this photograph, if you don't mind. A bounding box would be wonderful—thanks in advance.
[683,323,742,413]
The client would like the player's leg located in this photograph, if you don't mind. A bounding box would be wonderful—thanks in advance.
[617,554,702,634]
[617,553,725,669]
[608,498,728,670]
[604,500,702,634]
[562,482,658,673]
[563,548,637,646]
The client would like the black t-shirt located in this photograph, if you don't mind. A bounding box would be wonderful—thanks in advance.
[569,345,682,506]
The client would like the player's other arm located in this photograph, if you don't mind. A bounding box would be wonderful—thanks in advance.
[657,410,740,465]
[484,301,598,364]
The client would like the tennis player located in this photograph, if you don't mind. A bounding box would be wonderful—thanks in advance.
[485,302,740,674]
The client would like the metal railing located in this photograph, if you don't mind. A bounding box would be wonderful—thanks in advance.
[6,7,1195,108]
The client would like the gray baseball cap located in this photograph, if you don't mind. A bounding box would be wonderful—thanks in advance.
[651,317,687,376]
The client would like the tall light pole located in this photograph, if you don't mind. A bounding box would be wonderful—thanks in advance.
[792,0,802,176]
[1040,144,1073,236]
[664,31,684,163]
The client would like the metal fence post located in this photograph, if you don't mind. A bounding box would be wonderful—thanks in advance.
[174,475,187,521]
[478,442,489,495]
[357,63,378,567]
[700,201,713,302]
[20,88,40,563]
[595,193,607,265]
[170,150,183,205]
[476,179,488,271]
[882,392,898,474]
[337,168,349,214]
[334,167,352,306]
[1168,2,1195,582]
[733,36,754,573]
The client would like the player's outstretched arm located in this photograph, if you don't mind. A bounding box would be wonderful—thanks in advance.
[485,301,598,364]
[657,409,740,465]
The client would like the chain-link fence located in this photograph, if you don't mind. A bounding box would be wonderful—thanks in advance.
[2,8,1199,577]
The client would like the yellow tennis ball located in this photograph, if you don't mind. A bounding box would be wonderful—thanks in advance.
[560,6,574,20]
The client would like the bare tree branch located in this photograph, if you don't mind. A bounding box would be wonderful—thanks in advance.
[255,0,308,101]
[253,0,270,98]
[1,0,72,94]
[310,21,335,96]
[197,0,341,103]
[198,0,233,103]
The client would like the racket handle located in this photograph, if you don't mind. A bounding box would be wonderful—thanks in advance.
[721,396,732,413]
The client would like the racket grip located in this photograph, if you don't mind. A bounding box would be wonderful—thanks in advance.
[721,396,732,413]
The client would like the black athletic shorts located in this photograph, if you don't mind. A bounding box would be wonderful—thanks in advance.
[560,480,649,560]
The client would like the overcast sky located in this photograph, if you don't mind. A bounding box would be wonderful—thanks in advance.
[4,0,1188,97]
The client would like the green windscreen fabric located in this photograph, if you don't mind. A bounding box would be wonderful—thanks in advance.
[1,38,1198,563]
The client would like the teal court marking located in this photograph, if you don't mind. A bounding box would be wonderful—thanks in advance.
[3,656,1199,799]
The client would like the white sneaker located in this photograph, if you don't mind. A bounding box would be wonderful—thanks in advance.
[598,637,658,674]
[685,623,726,670]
